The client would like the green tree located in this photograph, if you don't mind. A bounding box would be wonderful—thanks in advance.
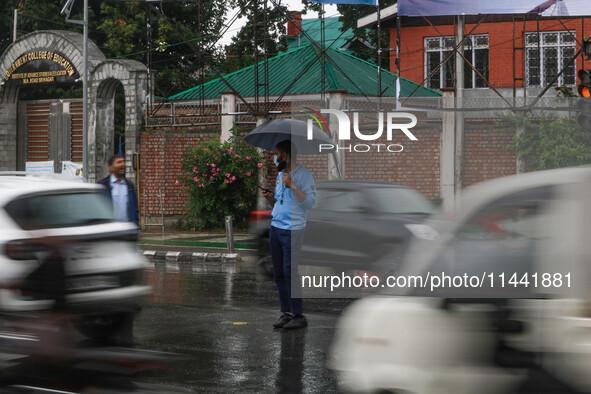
[224,0,289,72]
[178,134,263,230]
[337,0,396,67]
[499,112,591,171]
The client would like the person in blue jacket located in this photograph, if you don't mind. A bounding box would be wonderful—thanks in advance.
[262,140,316,330]
[97,154,139,226]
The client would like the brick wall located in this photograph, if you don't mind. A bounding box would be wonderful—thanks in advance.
[140,119,517,222]
[463,123,517,188]
[139,127,217,217]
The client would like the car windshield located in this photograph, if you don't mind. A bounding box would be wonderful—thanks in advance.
[5,192,115,230]
[369,187,435,214]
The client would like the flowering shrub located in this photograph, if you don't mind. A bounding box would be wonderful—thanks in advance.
[178,138,263,230]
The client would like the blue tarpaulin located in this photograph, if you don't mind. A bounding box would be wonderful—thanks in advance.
[309,0,378,5]
[398,0,590,17]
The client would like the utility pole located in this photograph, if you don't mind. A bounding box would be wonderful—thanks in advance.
[13,9,18,42]
[454,15,465,205]
[61,0,89,181]
[82,0,88,181]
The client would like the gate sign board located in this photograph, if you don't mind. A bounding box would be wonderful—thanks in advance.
[3,50,79,86]
[398,0,591,17]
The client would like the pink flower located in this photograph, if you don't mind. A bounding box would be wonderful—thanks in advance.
[210,176,215,180]
[224,179,230,184]
[175,180,180,185]
[235,154,241,158]
[193,177,200,182]
[213,155,216,158]
[246,172,251,177]
[199,184,205,188]
[257,163,263,168]
[230,176,236,182]
[206,163,210,166]
[225,173,231,178]
[246,156,251,160]
[211,163,216,168]
[193,167,198,173]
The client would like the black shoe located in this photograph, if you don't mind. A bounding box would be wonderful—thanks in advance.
[273,313,293,328]
[283,314,307,329]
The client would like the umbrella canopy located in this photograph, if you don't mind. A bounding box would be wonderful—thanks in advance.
[244,119,335,155]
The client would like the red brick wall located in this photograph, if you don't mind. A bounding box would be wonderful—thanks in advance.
[463,123,517,188]
[140,121,517,219]
[390,18,587,89]
[139,127,217,216]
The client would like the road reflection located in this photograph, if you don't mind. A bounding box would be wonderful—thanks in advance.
[136,262,343,393]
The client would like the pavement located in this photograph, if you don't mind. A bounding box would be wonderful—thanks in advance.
[138,230,260,264]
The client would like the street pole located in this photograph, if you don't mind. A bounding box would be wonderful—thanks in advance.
[13,9,17,42]
[454,15,465,206]
[83,0,88,181]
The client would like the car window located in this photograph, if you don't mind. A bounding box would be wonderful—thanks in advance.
[314,190,365,212]
[456,186,554,241]
[5,192,115,230]
[419,185,557,298]
[369,187,435,214]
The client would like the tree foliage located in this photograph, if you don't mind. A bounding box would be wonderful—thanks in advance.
[499,112,591,171]
[337,0,396,68]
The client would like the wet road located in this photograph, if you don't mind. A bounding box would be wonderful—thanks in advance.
[134,259,352,393]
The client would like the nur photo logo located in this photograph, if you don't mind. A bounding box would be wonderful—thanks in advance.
[304,108,418,153]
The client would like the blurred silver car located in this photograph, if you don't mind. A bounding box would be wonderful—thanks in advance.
[0,175,150,340]
[329,166,591,393]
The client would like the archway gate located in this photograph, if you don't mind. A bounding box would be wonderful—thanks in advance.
[0,30,148,182]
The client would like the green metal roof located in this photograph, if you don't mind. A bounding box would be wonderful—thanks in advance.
[169,44,441,100]
[286,17,353,51]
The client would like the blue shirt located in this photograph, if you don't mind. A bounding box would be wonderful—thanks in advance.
[110,174,129,222]
[271,164,316,230]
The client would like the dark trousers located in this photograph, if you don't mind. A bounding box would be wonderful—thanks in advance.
[270,226,304,315]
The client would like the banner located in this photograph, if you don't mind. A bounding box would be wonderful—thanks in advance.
[398,0,591,17]
[26,161,54,174]
[61,161,84,181]
[309,0,378,5]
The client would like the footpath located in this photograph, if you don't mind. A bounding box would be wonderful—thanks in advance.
[138,230,259,264]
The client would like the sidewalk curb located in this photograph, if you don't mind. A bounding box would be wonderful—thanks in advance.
[142,250,241,264]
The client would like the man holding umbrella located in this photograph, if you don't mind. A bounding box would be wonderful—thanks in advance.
[262,140,316,330]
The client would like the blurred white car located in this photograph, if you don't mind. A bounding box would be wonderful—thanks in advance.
[0,174,150,339]
[329,166,591,394]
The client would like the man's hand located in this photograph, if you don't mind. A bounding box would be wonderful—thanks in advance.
[283,173,292,188]
[262,189,274,199]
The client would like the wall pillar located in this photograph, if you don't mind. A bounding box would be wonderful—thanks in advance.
[220,91,237,143]
[256,116,269,210]
[328,89,346,180]
[440,89,456,213]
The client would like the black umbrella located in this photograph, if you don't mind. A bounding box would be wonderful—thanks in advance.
[244,118,336,155]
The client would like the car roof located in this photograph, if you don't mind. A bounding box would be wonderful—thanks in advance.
[316,180,410,189]
[460,166,591,213]
[0,176,102,205]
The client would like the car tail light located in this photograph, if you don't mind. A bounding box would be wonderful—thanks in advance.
[4,240,45,260]
[249,210,271,224]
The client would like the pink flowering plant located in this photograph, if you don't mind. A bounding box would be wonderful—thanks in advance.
[179,138,263,229]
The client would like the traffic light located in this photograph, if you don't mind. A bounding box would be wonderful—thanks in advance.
[577,70,591,133]
[578,69,591,97]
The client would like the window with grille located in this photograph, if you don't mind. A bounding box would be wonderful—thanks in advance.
[424,35,489,89]
[525,31,576,87]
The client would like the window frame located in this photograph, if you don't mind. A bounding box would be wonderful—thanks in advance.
[525,30,577,88]
[424,34,489,90]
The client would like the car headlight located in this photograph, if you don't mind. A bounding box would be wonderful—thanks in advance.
[404,224,440,241]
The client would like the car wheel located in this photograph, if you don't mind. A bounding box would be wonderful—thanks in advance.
[257,256,274,277]
[371,243,403,275]
[76,312,133,342]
